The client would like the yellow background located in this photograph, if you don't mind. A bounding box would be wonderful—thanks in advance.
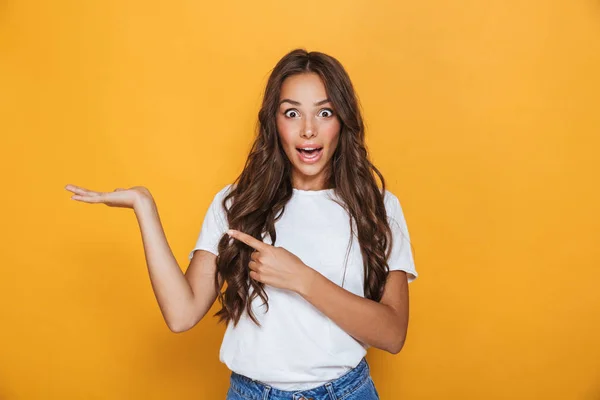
[1,1,599,399]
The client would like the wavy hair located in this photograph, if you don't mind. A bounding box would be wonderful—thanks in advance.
[213,49,395,326]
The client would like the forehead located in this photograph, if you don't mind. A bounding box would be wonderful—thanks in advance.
[279,73,327,102]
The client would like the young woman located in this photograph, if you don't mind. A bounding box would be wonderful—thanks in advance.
[66,49,418,400]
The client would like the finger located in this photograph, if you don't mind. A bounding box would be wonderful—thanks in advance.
[228,230,267,252]
[250,251,259,262]
[248,260,258,271]
[71,194,106,203]
[65,185,101,197]
[65,184,89,194]
[72,190,117,204]
[249,270,261,282]
[65,184,87,193]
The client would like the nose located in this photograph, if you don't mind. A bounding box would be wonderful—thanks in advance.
[301,116,316,139]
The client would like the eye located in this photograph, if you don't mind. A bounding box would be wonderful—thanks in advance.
[318,108,334,118]
[284,109,300,118]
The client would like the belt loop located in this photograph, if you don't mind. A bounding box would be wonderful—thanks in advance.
[325,382,337,400]
[262,385,271,400]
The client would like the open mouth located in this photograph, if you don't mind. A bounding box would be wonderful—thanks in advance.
[296,147,323,160]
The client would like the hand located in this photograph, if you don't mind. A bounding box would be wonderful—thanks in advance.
[65,184,154,210]
[227,229,316,294]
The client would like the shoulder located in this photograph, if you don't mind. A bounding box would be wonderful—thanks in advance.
[383,189,399,205]
[211,183,234,201]
[216,183,234,197]
[203,184,234,211]
[382,189,401,210]
[209,183,236,211]
[382,189,406,223]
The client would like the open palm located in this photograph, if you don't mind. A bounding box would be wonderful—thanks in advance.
[65,184,152,209]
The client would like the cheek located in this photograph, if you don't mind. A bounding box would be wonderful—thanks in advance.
[276,118,296,147]
[321,120,341,148]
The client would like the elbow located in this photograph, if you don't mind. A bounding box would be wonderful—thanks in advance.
[386,333,407,354]
[386,318,408,354]
[166,307,206,333]
[387,340,405,354]
[168,323,189,333]
[166,316,193,333]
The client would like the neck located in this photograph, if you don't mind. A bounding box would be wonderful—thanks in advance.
[291,166,334,191]
[291,177,334,191]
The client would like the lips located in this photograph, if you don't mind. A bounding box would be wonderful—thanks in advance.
[296,146,324,163]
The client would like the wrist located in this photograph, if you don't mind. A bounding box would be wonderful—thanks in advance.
[296,266,320,298]
[133,193,156,214]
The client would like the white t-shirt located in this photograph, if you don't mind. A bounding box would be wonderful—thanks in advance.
[188,184,418,390]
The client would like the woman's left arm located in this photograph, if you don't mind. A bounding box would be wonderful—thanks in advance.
[298,268,409,354]
[227,229,410,354]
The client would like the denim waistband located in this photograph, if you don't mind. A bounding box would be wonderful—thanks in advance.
[229,358,370,400]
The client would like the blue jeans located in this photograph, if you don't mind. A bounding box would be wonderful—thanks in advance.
[225,358,380,400]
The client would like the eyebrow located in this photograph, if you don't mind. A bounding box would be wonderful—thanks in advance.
[279,98,331,107]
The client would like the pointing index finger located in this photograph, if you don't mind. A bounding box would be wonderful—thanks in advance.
[228,229,267,252]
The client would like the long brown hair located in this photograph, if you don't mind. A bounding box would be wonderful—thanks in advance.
[214,49,394,326]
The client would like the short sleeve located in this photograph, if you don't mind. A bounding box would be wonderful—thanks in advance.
[188,185,232,260]
[384,191,418,283]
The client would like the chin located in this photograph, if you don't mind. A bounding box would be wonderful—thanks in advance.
[293,160,329,178]
[296,166,322,176]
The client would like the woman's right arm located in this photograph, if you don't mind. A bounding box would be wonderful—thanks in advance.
[134,196,219,333]
[66,184,218,333]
